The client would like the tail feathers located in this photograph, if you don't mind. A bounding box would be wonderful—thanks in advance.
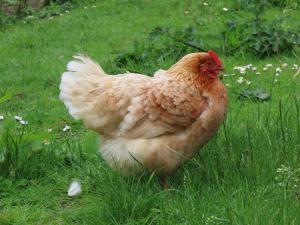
[59,55,105,120]
[67,54,106,76]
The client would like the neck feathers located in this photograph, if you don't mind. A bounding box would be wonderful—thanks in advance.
[166,60,216,91]
[166,57,199,80]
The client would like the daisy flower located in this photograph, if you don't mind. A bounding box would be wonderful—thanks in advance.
[19,120,28,125]
[63,125,71,132]
[265,64,273,68]
[14,115,22,121]
[276,67,282,73]
[237,77,244,84]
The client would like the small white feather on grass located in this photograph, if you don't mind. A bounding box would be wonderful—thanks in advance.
[68,180,82,197]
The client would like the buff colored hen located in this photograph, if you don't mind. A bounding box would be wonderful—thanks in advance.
[59,51,228,187]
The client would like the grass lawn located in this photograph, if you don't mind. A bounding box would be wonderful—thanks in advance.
[0,0,300,224]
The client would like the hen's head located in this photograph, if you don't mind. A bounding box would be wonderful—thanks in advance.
[168,51,223,80]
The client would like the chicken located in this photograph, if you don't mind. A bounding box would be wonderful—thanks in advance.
[59,51,228,186]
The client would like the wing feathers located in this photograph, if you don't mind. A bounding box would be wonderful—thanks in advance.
[118,79,209,138]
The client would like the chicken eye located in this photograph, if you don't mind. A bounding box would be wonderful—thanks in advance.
[205,61,213,67]
[201,61,212,68]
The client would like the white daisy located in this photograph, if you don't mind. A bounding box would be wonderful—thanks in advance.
[239,68,246,74]
[244,64,252,69]
[19,120,28,125]
[43,140,50,145]
[265,64,273,68]
[292,64,299,70]
[14,115,22,121]
[237,77,244,84]
[63,125,71,132]
[276,67,282,73]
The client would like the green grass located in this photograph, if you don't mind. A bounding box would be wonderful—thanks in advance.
[0,0,300,224]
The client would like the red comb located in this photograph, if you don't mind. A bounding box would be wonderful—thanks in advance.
[208,50,222,66]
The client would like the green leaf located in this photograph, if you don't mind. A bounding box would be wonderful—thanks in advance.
[0,92,14,104]
[238,89,270,101]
